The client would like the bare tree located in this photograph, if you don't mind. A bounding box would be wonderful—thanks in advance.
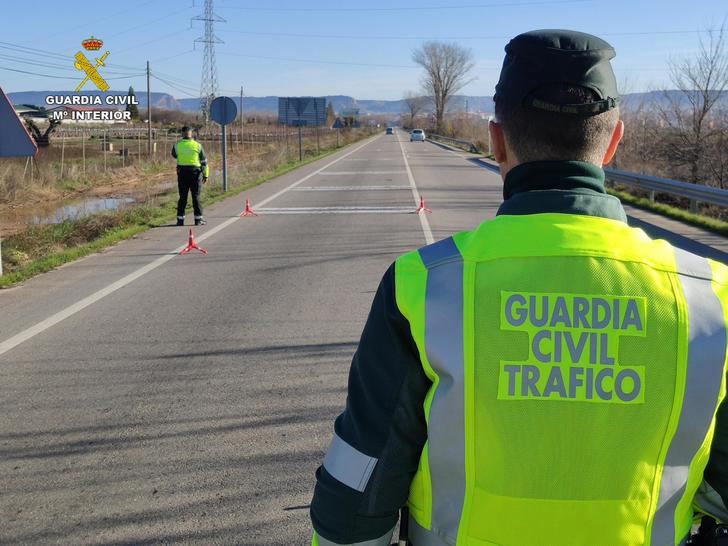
[656,22,728,185]
[402,91,427,128]
[412,41,475,133]
[708,104,728,188]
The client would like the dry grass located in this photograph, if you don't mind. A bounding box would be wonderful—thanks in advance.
[0,128,376,287]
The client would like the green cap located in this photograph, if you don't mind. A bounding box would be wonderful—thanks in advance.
[494,29,619,116]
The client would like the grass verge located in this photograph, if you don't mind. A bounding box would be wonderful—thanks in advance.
[0,137,367,289]
[608,188,728,236]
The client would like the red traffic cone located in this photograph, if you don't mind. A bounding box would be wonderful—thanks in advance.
[415,196,432,214]
[240,198,258,217]
[180,228,208,255]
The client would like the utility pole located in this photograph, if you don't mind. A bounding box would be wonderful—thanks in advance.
[146,60,152,155]
[240,85,244,152]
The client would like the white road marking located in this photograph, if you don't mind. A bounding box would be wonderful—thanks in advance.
[397,134,434,245]
[318,171,406,175]
[256,206,414,214]
[0,136,380,357]
[343,158,397,161]
[292,186,410,191]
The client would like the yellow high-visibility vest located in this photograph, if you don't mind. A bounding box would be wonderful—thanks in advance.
[174,138,209,177]
[393,213,728,546]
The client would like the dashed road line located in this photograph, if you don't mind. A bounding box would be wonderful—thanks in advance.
[318,170,407,176]
[292,186,410,192]
[397,134,435,245]
[255,206,414,214]
[0,136,380,357]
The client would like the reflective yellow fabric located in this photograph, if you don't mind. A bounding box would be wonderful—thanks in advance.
[395,213,728,546]
[175,139,203,167]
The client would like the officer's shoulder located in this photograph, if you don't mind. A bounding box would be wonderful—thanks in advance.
[642,234,728,285]
[395,230,471,273]
[709,256,728,286]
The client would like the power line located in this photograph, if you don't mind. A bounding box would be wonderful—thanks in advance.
[150,49,196,64]
[0,65,144,82]
[107,7,193,39]
[0,41,70,61]
[0,52,146,78]
[115,29,191,54]
[153,72,201,92]
[151,73,199,98]
[14,0,161,45]
[0,65,77,80]
[219,27,715,41]
[218,51,417,69]
[216,0,591,11]
[0,53,76,72]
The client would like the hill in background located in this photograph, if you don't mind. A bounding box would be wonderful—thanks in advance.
[8,90,727,116]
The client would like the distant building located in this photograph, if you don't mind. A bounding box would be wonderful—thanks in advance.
[14,104,48,123]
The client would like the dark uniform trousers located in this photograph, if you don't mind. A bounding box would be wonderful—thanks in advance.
[177,166,203,219]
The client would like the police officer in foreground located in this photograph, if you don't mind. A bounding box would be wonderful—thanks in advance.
[172,126,209,226]
[310,30,728,546]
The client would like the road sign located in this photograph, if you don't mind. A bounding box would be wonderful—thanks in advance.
[209,96,237,192]
[0,87,38,157]
[209,96,237,126]
[278,97,326,126]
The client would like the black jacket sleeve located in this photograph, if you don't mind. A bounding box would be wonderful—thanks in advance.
[310,264,431,544]
[703,392,728,518]
[171,142,177,159]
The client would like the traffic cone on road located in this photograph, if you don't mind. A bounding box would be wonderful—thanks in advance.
[240,198,258,217]
[415,196,432,214]
[180,228,208,255]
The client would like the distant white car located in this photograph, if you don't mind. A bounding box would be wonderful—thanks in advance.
[410,129,426,142]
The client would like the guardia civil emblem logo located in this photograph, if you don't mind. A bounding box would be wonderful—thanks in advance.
[74,36,110,92]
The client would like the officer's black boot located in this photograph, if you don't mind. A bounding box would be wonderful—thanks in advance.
[176,218,184,226]
[195,217,206,226]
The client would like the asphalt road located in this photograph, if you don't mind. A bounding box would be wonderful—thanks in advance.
[1,130,726,546]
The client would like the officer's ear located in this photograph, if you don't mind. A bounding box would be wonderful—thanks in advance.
[602,119,624,166]
[489,120,509,166]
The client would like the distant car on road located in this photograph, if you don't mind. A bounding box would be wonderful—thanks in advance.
[410,129,426,142]
[386,127,394,135]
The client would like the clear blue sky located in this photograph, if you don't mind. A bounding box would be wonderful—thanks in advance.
[1,0,725,101]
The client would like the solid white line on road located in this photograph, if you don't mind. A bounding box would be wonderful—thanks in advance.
[318,171,407,175]
[397,134,434,245]
[343,158,397,161]
[428,139,468,158]
[292,186,410,191]
[0,136,380,357]
[256,206,414,214]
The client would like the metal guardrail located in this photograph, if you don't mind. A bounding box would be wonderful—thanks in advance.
[431,133,728,209]
[603,168,728,209]
[429,133,481,153]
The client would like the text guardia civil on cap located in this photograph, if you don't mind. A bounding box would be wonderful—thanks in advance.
[494,29,619,116]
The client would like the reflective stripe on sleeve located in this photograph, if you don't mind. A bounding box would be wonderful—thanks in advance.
[312,526,395,546]
[652,249,727,545]
[694,480,728,523]
[418,237,466,542]
[408,516,454,546]
[322,432,378,493]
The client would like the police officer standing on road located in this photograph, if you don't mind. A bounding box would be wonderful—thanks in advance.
[172,125,209,226]
[310,30,728,546]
